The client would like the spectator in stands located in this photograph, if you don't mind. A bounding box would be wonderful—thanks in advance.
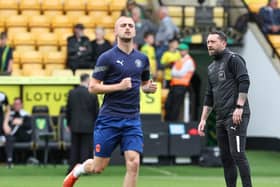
[3,97,31,168]
[164,43,196,121]
[121,0,148,19]
[131,6,157,49]
[66,73,99,174]
[140,31,157,79]
[155,6,179,65]
[0,32,13,75]
[91,27,112,67]
[160,38,181,88]
[67,24,92,73]
[259,0,280,34]
[0,91,10,142]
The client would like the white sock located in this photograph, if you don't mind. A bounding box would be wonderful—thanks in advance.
[73,163,85,177]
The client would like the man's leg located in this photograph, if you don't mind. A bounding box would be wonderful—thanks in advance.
[68,133,80,173]
[5,135,15,167]
[123,150,140,187]
[216,124,238,187]
[79,133,93,163]
[227,117,252,187]
[63,156,110,187]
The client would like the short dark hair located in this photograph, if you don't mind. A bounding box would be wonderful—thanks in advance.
[209,30,227,42]
[80,73,89,82]
[14,97,22,103]
[0,32,7,39]
[143,31,154,39]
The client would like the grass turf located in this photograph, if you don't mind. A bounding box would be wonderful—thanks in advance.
[0,151,279,187]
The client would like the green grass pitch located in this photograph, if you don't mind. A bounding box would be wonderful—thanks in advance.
[0,151,279,187]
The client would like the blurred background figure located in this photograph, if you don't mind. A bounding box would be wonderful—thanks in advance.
[259,0,280,34]
[160,38,181,88]
[0,32,13,75]
[66,73,99,174]
[3,97,31,168]
[131,6,157,49]
[91,27,112,67]
[0,91,10,146]
[121,0,148,19]
[164,43,196,122]
[67,24,92,73]
[155,6,179,64]
[140,31,157,80]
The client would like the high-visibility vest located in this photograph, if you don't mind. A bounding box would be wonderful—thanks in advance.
[170,54,196,87]
[1,45,10,72]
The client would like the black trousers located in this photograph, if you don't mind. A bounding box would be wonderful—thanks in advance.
[5,133,31,163]
[216,116,252,187]
[164,86,188,121]
[68,132,93,172]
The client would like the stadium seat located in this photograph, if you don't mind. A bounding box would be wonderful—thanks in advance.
[172,17,183,27]
[36,33,58,55]
[29,15,51,36]
[86,0,109,12]
[57,31,73,49]
[88,11,109,18]
[23,68,47,76]
[31,105,59,164]
[13,50,21,65]
[64,0,86,20]
[21,51,43,65]
[52,15,73,36]
[13,32,36,52]
[111,11,121,21]
[185,6,195,27]
[51,69,73,76]
[44,51,66,75]
[41,0,63,19]
[245,0,267,14]
[72,15,95,29]
[168,6,182,17]
[57,107,70,150]
[105,30,116,44]
[109,0,126,12]
[0,0,18,19]
[11,69,22,76]
[95,15,115,29]
[19,0,41,18]
[213,7,224,28]
[6,15,28,29]
[268,35,280,48]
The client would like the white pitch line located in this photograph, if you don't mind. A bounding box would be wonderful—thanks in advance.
[146,167,177,176]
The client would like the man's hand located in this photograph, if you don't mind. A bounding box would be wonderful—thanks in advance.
[12,118,23,126]
[198,120,206,136]
[232,108,243,125]
[119,77,132,91]
[142,80,157,93]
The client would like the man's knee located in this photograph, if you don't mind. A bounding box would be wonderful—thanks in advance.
[126,156,140,174]
[231,151,247,163]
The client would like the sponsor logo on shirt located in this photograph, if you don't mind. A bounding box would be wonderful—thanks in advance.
[135,59,142,68]
[116,60,124,66]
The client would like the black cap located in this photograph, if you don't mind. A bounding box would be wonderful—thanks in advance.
[74,23,85,30]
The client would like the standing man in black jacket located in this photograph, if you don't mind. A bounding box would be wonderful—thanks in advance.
[198,31,252,187]
[67,24,92,73]
[66,73,99,173]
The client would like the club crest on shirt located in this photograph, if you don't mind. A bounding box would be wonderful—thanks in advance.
[134,59,142,68]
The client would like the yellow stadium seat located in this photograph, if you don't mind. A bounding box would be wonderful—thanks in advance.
[42,0,63,19]
[84,29,95,40]
[88,11,109,18]
[20,0,41,18]
[11,69,22,76]
[13,32,35,45]
[0,17,5,28]
[64,0,86,20]
[95,16,115,29]
[109,0,126,12]
[45,64,65,75]
[21,51,43,64]
[213,7,224,28]
[185,6,195,17]
[191,34,203,44]
[57,31,73,48]
[171,17,182,27]
[29,15,51,36]
[44,51,66,64]
[111,11,121,21]
[75,69,93,77]
[36,33,58,55]
[22,68,46,76]
[52,69,73,76]
[168,6,182,17]
[13,50,21,65]
[86,1,109,12]
[6,15,28,28]
[52,15,72,29]
[268,35,280,48]
[0,0,18,19]
[12,63,20,70]
[185,17,195,27]
[105,30,115,44]
[72,15,95,29]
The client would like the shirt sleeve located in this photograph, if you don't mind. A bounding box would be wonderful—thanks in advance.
[141,56,150,81]
[203,76,214,107]
[171,59,195,77]
[229,55,250,93]
[92,53,110,81]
